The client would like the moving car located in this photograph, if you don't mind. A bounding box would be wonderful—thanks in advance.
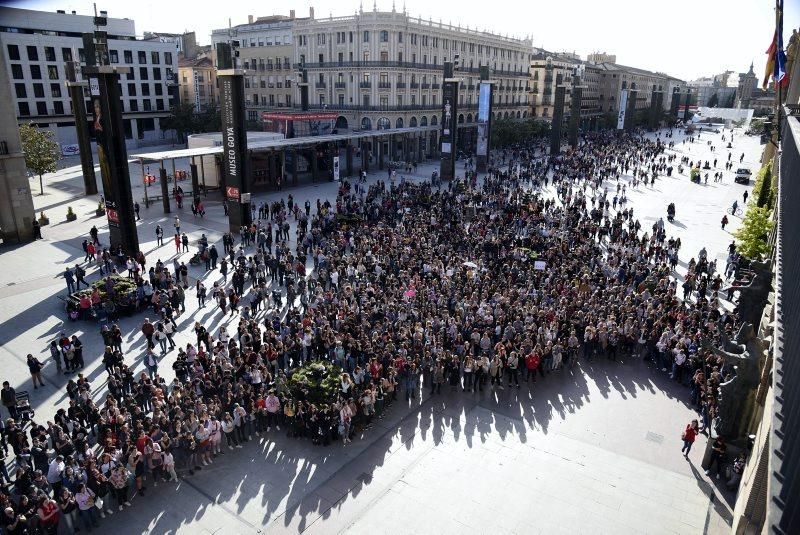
[735,168,752,184]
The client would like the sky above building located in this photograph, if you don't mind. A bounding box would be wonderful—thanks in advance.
[9,0,800,81]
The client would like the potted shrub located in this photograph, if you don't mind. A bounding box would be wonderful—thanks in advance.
[66,206,77,221]
[38,211,49,226]
[95,202,106,216]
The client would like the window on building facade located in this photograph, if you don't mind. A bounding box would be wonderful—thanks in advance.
[128,83,136,95]
[61,47,72,62]
[151,51,159,64]
[48,65,58,80]
[363,31,370,43]
[155,84,163,96]
[143,99,152,111]
[165,52,172,64]
[44,46,55,61]
[18,102,30,116]
[50,83,61,97]
[380,31,388,42]
[36,101,47,115]
[156,99,164,111]
[380,51,388,62]
[398,51,403,62]
[26,46,38,61]
[30,65,41,79]
[11,64,23,79]
[142,84,151,96]
[153,68,161,80]
[7,44,20,60]
[140,67,148,80]
[54,101,64,114]
[129,99,138,111]
[398,32,403,43]
[110,50,118,63]
[397,94,403,106]
[362,94,370,107]
[14,83,26,98]
[124,50,133,64]
[138,51,146,64]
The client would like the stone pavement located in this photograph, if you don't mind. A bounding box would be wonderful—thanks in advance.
[0,126,763,533]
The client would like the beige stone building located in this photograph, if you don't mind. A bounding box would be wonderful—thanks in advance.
[211,13,303,123]
[291,6,533,153]
[178,54,217,111]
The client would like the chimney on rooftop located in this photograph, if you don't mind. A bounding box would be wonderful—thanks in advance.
[71,10,76,14]
[99,10,107,16]
[57,9,65,14]
[248,15,254,24]
[310,7,314,19]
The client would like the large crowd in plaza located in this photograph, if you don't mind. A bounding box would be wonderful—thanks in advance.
[0,128,751,534]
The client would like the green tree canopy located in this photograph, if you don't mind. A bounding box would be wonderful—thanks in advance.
[490,118,550,148]
[19,123,60,195]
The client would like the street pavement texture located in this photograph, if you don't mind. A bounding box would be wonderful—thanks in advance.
[0,127,762,534]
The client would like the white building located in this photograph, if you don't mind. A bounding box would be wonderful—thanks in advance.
[0,6,179,149]
[292,7,534,153]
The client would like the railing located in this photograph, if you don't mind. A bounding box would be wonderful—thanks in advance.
[410,82,420,88]
[293,60,528,77]
[282,63,291,69]
[396,82,406,88]
[432,83,440,89]
[771,111,800,535]
[275,63,282,70]
[359,81,371,88]
[544,75,553,83]
[266,64,274,70]
[315,82,326,89]
[467,84,476,90]
[334,82,346,89]
[378,82,391,89]
[421,83,430,89]
[306,103,479,112]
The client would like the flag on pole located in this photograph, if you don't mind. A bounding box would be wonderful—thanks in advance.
[764,0,788,89]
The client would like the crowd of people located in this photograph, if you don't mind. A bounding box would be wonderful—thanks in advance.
[1,128,751,533]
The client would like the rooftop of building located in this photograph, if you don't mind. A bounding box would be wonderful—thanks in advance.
[0,5,136,37]
[178,55,214,69]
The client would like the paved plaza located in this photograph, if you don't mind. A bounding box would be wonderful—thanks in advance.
[0,126,763,534]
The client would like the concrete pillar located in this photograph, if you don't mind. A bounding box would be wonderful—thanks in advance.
[291,149,298,184]
[378,138,385,170]
[346,143,353,177]
[363,139,370,173]
[311,147,318,182]
[130,118,139,141]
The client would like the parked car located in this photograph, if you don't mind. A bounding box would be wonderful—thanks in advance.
[735,168,752,184]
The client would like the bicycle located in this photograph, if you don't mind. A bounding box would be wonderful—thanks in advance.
[728,205,742,216]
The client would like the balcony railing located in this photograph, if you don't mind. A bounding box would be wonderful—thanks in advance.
[421,83,430,89]
[410,82,420,88]
[334,82,346,89]
[359,81,371,88]
[467,84,476,90]
[266,64,274,70]
[378,82,391,89]
[315,82,326,89]
[544,75,553,83]
[396,82,406,88]
[293,60,529,77]
[306,103,479,112]
[432,83,440,89]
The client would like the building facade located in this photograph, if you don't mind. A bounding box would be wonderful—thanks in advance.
[594,62,685,125]
[211,13,301,124]
[292,7,533,148]
[0,7,179,149]
[529,53,602,128]
[178,54,217,111]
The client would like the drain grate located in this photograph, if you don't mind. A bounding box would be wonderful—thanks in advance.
[645,431,664,444]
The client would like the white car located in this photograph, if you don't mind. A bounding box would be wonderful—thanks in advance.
[735,168,752,184]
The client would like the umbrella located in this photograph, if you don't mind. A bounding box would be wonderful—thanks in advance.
[463,261,478,269]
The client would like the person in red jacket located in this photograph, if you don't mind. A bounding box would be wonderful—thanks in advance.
[681,419,700,457]
[525,351,541,383]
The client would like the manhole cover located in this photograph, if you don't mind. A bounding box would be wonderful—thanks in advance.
[645,432,664,444]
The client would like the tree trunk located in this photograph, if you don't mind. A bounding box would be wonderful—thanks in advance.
[39,174,44,195]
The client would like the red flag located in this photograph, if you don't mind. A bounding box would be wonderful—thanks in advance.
[763,31,777,89]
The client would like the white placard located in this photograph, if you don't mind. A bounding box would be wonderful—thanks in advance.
[534,260,546,271]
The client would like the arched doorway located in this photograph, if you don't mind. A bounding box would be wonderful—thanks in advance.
[361,117,372,130]
[431,116,438,126]
[377,117,391,130]
[523,111,528,118]
[466,113,473,123]
[420,116,428,126]
[503,112,509,119]
[409,116,418,127]
[517,111,521,118]
[458,114,464,124]
[335,116,349,130]
[395,117,404,128]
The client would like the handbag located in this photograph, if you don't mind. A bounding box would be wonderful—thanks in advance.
[95,496,103,510]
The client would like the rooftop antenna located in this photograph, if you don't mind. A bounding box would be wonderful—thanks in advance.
[373,0,377,12]
[392,0,395,12]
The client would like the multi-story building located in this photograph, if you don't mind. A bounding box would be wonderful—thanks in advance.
[178,53,217,111]
[292,6,533,148]
[0,6,179,148]
[688,70,737,108]
[586,52,616,64]
[594,61,685,125]
[211,12,302,124]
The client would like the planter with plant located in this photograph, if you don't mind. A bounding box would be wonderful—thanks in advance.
[95,202,106,216]
[38,211,49,226]
[66,206,77,221]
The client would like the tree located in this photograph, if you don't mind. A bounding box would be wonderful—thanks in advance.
[161,103,197,143]
[734,206,774,259]
[19,123,60,195]
[707,92,719,108]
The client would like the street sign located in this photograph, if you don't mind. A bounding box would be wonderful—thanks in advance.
[226,186,240,200]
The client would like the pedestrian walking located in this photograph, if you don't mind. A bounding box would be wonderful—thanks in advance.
[134,201,140,220]
[1,382,17,420]
[156,224,164,246]
[27,354,46,389]
[174,216,181,235]
[32,219,42,239]
[64,266,76,295]
[721,214,729,230]
[681,419,699,457]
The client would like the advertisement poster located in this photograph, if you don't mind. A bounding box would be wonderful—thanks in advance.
[476,82,492,157]
[333,156,340,181]
[617,89,628,130]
